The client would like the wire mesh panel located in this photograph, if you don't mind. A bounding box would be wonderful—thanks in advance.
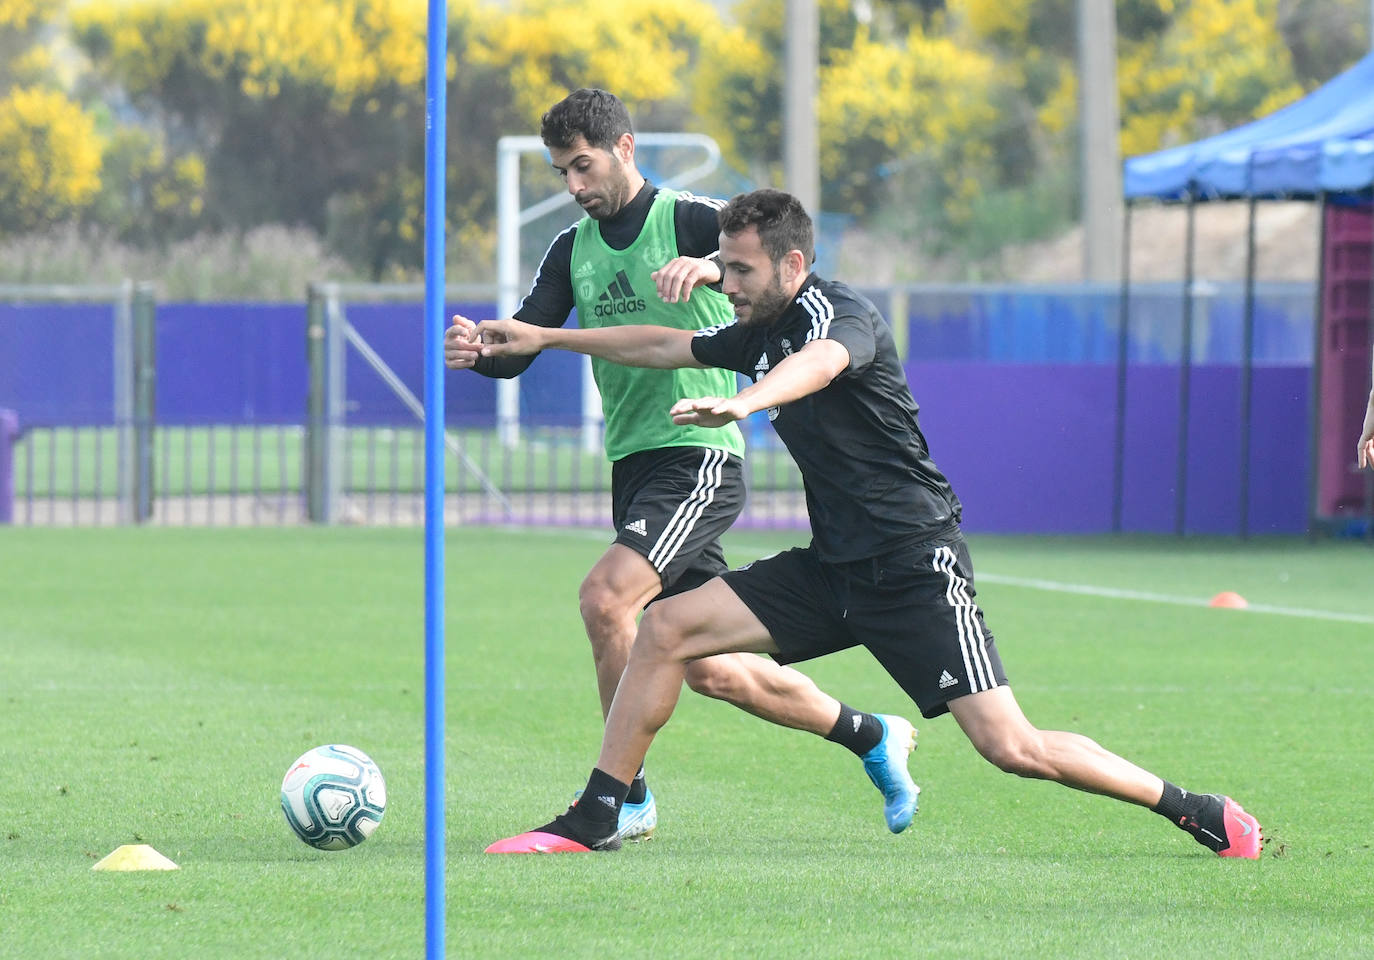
[309,283,809,531]
[0,284,144,526]
[6,426,123,525]
[147,424,307,525]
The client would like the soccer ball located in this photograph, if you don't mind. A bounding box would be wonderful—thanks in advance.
[280,744,386,850]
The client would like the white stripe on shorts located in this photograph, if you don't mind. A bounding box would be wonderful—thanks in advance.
[647,448,727,573]
[933,545,996,693]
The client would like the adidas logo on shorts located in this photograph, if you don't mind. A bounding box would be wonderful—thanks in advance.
[938,669,958,690]
[625,519,648,536]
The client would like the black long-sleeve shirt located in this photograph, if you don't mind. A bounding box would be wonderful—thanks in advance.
[472,182,725,379]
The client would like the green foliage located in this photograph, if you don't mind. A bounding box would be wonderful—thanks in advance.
[80,125,208,245]
[1,0,1366,278]
[1276,0,1370,86]
[0,0,49,83]
[1116,0,1305,156]
[693,0,1003,225]
[0,1,107,237]
[71,0,435,271]
[0,86,103,235]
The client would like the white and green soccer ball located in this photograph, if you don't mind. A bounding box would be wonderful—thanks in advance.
[280,744,386,850]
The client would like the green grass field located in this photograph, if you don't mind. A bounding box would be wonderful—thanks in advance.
[9,425,802,497]
[2,527,1372,958]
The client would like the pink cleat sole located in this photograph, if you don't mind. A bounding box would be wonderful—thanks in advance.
[484,830,592,854]
[1217,797,1262,859]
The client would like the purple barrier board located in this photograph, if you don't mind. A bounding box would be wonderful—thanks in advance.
[0,303,116,425]
[154,303,502,427]
[0,407,15,523]
[908,363,1309,535]
[0,300,1315,534]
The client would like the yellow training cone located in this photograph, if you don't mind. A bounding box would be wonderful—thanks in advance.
[91,844,179,871]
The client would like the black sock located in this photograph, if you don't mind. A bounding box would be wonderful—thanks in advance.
[1153,781,1227,851]
[625,766,647,805]
[1152,781,1196,823]
[537,767,628,848]
[826,703,884,757]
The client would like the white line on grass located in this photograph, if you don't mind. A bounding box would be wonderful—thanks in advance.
[977,573,1374,626]
[500,528,1374,626]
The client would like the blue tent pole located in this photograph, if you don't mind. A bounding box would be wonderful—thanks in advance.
[1308,194,1329,540]
[1239,196,1258,538]
[1176,194,1197,537]
[1112,201,1133,533]
[422,1,447,957]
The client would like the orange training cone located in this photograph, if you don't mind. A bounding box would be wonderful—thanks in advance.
[1209,591,1248,609]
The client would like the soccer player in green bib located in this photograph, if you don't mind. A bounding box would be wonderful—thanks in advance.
[447,89,919,843]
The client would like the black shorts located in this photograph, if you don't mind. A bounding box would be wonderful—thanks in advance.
[719,531,1008,719]
[611,446,745,600]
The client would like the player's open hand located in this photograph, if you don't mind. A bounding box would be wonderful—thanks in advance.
[445,315,482,369]
[651,256,720,304]
[670,396,748,428]
[477,318,542,358]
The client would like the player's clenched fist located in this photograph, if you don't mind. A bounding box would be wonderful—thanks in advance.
[445,315,482,369]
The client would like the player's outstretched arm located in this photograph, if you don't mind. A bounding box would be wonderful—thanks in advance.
[671,339,850,429]
[477,317,702,369]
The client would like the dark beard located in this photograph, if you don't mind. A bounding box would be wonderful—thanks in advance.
[740,276,792,326]
[585,166,632,221]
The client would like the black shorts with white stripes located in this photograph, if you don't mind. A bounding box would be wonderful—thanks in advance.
[720,529,1008,719]
[611,446,745,600]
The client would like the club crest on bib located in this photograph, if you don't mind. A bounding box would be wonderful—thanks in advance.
[640,243,671,269]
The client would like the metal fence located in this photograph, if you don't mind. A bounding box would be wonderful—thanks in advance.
[1,282,154,525]
[4,279,1341,533]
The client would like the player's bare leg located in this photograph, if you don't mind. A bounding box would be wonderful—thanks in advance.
[577,549,901,842]
[486,581,921,851]
[948,686,1261,857]
[578,544,662,720]
[948,686,1162,804]
[592,582,917,833]
[594,580,781,784]
[581,546,842,735]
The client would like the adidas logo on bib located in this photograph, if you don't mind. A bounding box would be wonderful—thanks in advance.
[594,270,647,317]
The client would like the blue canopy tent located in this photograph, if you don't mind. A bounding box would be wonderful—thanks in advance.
[1115,52,1374,536]
[1124,52,1374,202]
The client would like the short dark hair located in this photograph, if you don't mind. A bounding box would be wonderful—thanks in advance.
[718,189,815,266]
[540,88,633,152]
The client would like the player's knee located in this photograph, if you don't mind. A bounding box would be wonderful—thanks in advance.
[578,575,626,632]
[979,735,1051,780]
[635,602,691,663]
[683,657,736,700]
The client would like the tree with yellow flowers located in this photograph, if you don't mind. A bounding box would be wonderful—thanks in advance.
[10,0,1365,278]
[0,1,104,236]
[71,0,438,270]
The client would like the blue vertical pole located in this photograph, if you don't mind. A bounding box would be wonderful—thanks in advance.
[422,1,447,958]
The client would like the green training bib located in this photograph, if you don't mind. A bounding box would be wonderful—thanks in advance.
[569,189,745,462]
